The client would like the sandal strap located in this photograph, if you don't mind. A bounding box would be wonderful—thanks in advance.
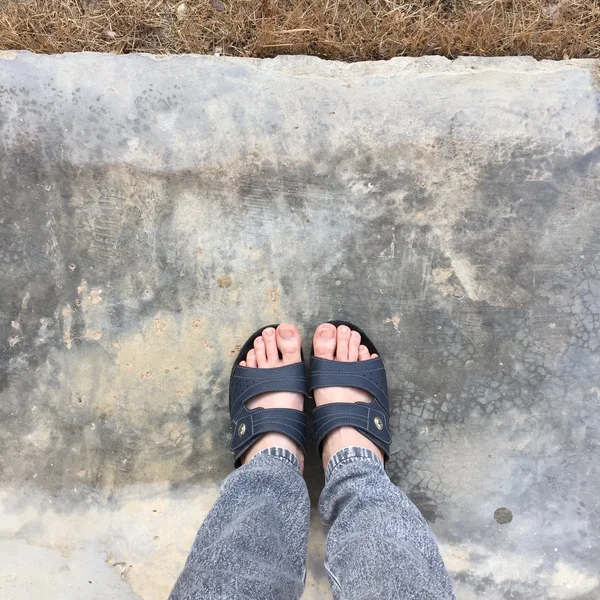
[230,407,308,467]
[230,361,308,468]
[230,362,307,416]
[312,402,391,458]
[310,355,391,460]
[309,356,388,402]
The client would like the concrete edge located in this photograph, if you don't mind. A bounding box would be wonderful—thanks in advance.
[1,49,599,79]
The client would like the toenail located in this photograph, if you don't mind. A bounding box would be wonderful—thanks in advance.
[255,337,264,345]
[320,327,335,339]
[339,326,350,334]
[264,328,274,337]
[279,327,293,339]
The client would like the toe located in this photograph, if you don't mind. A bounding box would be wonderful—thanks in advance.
[371,353,378,359]
[336,325,351,361]
[240,360,246,367]
[313,323,336,359]
[348,330,361,361]
[246,349,257,368]
[358,345,370,361]
[262,327,279,366]
[276,323,302,365]
[254,336,268,367]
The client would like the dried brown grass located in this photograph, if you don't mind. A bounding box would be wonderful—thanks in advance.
[0,0,599,60]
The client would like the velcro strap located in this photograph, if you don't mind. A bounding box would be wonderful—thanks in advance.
[313,402,391,448]
[231,407,308,467]
[310,355,391,461]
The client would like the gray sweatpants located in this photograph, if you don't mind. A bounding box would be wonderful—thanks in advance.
[169,446,455,600]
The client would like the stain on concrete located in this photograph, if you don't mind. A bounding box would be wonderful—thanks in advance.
[1,52,599,599]
[494,507,513,524]
[217,275,232,289]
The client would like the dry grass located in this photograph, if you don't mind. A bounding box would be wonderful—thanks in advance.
[0,0,599,60]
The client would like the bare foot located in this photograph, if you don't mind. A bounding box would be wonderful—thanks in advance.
[313,323,384,469]
[240,324,305,471]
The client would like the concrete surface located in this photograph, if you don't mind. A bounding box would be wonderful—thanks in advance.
[1,51,599,599]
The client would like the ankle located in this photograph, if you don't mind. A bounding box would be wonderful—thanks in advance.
[243,433,305,472]
[322,426,384,470]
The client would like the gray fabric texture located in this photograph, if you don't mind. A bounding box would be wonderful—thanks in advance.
[169,447,309,600]
[320,446,455,600]
[170,446,454,600]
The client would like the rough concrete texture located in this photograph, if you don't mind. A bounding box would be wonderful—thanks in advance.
[1,51,599,599]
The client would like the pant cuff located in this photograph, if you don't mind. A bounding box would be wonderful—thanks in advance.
[325,446,383,481]
[249,446,301,472]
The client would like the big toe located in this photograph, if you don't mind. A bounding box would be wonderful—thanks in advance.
[276,323,302,364]
[313,323,336,359]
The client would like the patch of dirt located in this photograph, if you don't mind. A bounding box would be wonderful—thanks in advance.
[0,0,599,60]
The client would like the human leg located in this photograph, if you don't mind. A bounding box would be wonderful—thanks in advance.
[170,324,311,600]
[169,447,310,600]
[312,323,455,600]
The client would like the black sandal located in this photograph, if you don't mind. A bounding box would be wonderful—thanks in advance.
[229,325,309,468]
[310,320,391,462]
